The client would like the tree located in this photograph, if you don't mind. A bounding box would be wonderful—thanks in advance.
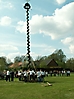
[35,56,42,61]
[0,57,7,71]
[14,56,22,62]
[35,56,48,68]
[66,58,74,71]
[53,49,66,62]
[39,56,48,68]
[49,49,66,69]
[6,58,11,64]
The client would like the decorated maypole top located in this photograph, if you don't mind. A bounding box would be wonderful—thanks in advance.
[24,0,31,9]
[24,0,31,68]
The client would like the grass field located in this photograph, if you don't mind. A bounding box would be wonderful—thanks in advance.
[0,73,74,99]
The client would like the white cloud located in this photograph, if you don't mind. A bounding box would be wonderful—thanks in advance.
[30,52,40,60]
[7,52,20,62]
[56,0,66,4]
[0,1,14,9]
[31,43,55,50]
[16,21,27,33]
[31,46,55,60]
[31,43,56,57]
[69,45,74,54]
[7,3,13,8]
[16,2,74,40]
[0,43,55,61]
[3,2,13,9]
[0,44,18,51]
[0,16,12,26]
[0,52,5,57]
[0,52,24,62]
[61,37,74,45]
[61,37,74,54]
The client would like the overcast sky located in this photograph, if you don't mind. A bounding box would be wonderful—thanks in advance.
[0,0,74,61]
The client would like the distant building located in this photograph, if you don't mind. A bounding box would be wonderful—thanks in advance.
[46,59,62,71]
[47,59,58,68]
[34,59,62,71]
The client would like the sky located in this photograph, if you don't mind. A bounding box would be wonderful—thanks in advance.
[0,0,74,62]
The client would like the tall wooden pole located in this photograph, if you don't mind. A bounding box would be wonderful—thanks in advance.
[24,2,31,69]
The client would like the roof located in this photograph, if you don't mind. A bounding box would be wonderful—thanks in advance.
[46,59,58,68]
[9,62,22,68]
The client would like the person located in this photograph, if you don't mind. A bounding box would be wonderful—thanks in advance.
[66,70,70,76]
[40,70,45,82]
[10,70,14,81]
[18,70,22,81]
[6,70,10,82]
[23,70,28,82]
[36,70,41,82]
[3,70,6,79]
[31,70,35,81]
[50,71,52,76]
[61,70,63,76]
[29,69,33,81]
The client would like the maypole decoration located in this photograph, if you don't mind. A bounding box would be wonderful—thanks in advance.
[24,0,31,68]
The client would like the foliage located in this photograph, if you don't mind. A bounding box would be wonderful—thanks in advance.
[0,57,7,71]
[39,56,48,68]
[66,58,74,71]
[0,49,74,71]
[35,49,67,69]
[48,49,66,69]
[14,56,22,62]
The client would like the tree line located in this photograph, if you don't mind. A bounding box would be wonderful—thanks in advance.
[0,49,74,71]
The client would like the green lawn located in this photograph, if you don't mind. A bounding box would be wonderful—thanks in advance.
[0,73,74,99]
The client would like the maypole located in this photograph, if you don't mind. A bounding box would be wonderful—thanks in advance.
[24,0,31,69]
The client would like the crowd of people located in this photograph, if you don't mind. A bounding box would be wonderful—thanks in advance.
[3,69,14,82]
[17,69,46,82]
[49,70,71,77]
[2,69,47,82]
[0,69,71,82]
